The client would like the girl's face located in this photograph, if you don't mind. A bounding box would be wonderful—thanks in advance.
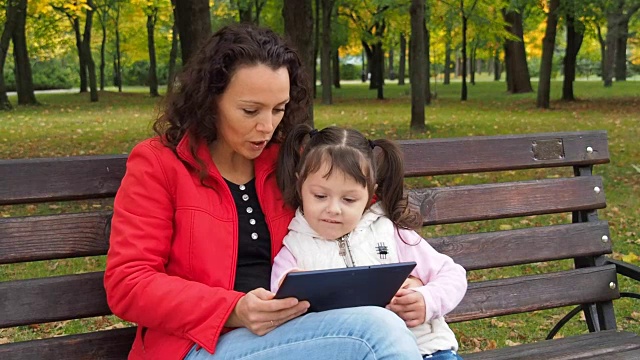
[211,64,290,162]
[299,162,370,239]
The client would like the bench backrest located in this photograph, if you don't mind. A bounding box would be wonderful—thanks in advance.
[0,130,615,359]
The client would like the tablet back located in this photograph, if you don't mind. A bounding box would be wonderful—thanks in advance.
[274,262,417,312]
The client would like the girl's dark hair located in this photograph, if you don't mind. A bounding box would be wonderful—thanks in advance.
[153,23,310,178]
[277,124,422,230]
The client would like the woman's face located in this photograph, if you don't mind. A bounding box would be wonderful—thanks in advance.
[213,64,290,161]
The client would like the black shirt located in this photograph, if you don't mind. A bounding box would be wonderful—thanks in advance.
[225,178,272,293]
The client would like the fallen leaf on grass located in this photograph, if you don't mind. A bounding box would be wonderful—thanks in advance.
[505,340,521,347]
[621,253,639,263]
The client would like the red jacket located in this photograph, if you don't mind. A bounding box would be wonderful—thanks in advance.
[104,136,294,359]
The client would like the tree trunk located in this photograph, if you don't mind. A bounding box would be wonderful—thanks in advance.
[12,0,37,105]
[313,0,319,98]
[320,0,334,105]
[333,46,340,88]
[175,0,211,65]
[388,48,395,80]
[503,8,532,93]
[99,13,106,91]
[0,0,20,110]
[114,2,122,92]
[424,21,430,104]
[372,42,384,99]
[614,20,627,81]
[493,48,501,81]
[237,0,253,23]
[398,33,406,85]
[409,0,425,132]
[167,18,179,93]
[603,5,621,87]
[444,42,451,84]
[470,43,476,85]
[562,16,583,101]
[461,15,468,101]
[595,24,605,78]
[147,11,159,97]
[537,0,560,109]
[83,0,98,102]
[72,18,87,93]
[283,0,314,126]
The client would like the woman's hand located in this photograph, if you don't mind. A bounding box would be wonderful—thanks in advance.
[386,276,426,328]
[226,288,310,336]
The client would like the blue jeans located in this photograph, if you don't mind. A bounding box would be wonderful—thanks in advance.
[423,350,463,360]
[184,306,422,359]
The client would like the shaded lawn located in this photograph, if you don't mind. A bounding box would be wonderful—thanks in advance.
[1,80,639,351]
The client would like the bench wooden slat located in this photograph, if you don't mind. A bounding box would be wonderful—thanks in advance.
[410,176,605,225]
[0,155,126,205]
[463,330,640,360]
[447,265,619,323]
[400,130,609,177]
[0,272,110,328]
[0,131,609,206]
[0,327,136,360]
[0,212,112,264]
[427,221,612,271]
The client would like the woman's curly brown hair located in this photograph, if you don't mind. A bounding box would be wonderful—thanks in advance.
[153,23,311,177]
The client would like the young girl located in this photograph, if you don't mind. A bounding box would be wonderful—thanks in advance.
[272,124,468,360]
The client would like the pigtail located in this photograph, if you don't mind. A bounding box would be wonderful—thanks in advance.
[277,123,313,208]
[373,139,422,230]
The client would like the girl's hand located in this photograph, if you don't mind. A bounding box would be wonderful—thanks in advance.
[226,288,310,336]
[401,275,423,289]
[386,288,426,328]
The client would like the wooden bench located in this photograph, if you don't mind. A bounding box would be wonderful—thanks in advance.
[1,130,639,359]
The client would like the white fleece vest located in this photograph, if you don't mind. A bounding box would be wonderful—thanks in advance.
[283,203,458,355]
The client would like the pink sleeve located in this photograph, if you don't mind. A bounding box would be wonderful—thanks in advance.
[395,228,467,321]
[270,245,299,293]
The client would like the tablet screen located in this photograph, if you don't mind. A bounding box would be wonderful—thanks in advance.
[274,262,417,312]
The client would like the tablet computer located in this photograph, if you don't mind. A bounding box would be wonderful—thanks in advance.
[274,262,417,312]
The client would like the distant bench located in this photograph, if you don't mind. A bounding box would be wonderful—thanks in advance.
[1,130,639,359]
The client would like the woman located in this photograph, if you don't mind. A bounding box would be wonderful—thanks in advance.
[104,24,423,360]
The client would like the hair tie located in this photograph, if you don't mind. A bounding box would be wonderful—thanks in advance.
[309,129,319,138]
[368,139,376,149]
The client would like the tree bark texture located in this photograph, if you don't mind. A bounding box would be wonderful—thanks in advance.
[0,0,19,110]
[99,15,106,90]
[603,4,621,87]
[83,0,98,102]
[72,18,87,92]
[398,33,406,85]
[320,0,334,105]
[493,48,501,81]
[147,10,159,97]
[283,0,314,126]
[562,16,584,101]
[503,8,532,93]
[409,0,425,131]
[424,20,431,104]
[614,20,628,81]
[175,0,211,65]
[537,0,560,109]
[12,0,37,105]
[333,46,340,88]
[313,0,319,98]
[461,14,468,101]
[167,20,179,93]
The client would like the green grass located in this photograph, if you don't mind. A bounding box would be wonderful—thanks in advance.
[1,79,639,352]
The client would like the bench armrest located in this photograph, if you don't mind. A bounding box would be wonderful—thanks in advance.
[604,258,640,282]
